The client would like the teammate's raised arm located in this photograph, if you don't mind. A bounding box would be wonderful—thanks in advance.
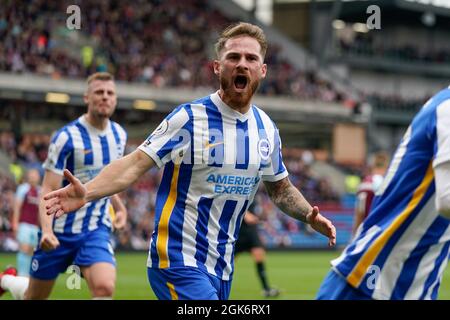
[44,149,155,217]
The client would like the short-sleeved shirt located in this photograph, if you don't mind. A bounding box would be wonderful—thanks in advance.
[43,115,127,235]
[332,88,450,299]
[139,91,288,280]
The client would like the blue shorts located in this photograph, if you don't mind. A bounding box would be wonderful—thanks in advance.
[316,269,372,300]
[30,226,115,280]
[17,222,39,247]
[147,267,232,300]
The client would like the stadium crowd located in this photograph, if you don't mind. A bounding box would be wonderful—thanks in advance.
[1,0,345,102]
[336,31,450,64]
[0,131,342,251]
[367,93,430,113]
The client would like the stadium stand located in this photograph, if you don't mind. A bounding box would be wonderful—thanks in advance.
[0,0,346,102]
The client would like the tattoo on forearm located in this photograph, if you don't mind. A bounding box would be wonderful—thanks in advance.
[264,177,312,223]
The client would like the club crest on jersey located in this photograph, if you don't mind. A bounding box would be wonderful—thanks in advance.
[258,139,270,160]
[152,120,169,137]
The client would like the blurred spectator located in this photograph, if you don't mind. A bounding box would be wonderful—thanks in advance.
[335,30,450,64]
[1,0,345,104]
[0,173,16,251]
[368,93,429,113]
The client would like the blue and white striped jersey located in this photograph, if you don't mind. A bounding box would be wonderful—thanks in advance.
[43,115,127,235]
[139,91,288,281]
[332,88,450,300]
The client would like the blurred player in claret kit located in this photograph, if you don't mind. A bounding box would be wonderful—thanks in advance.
[351,151,389,237]
[11,168,41,277]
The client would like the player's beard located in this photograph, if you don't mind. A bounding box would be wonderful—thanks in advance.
[93,103,114,119]
[220,75,260,109]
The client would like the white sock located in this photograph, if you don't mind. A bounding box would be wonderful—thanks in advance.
[92,296,113,300]
[1,275,29,300]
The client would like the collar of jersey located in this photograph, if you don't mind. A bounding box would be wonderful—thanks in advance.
[79,115,111,136]
[211,91,252,122]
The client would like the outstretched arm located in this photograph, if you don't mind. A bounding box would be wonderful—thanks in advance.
[45,149,155,217]
[111,194,127,230]
[264,177,336,246]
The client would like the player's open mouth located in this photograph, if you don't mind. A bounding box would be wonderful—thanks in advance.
[234,75,248,90]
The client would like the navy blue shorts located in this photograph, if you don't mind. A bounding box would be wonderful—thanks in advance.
[147,266,232,300]
[30,226,115,280]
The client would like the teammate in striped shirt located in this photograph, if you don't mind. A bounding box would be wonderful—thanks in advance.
[0,72,128,300]
[318,87,450,300]
[43,22,336,300]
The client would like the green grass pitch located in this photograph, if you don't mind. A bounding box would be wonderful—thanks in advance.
[1,251,450,300]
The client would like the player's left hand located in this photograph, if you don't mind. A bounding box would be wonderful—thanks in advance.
[113,209,127,230]
[306,206,336,247]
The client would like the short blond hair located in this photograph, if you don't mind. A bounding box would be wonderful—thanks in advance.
[86,72,114,85]
[215,22,268,59]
